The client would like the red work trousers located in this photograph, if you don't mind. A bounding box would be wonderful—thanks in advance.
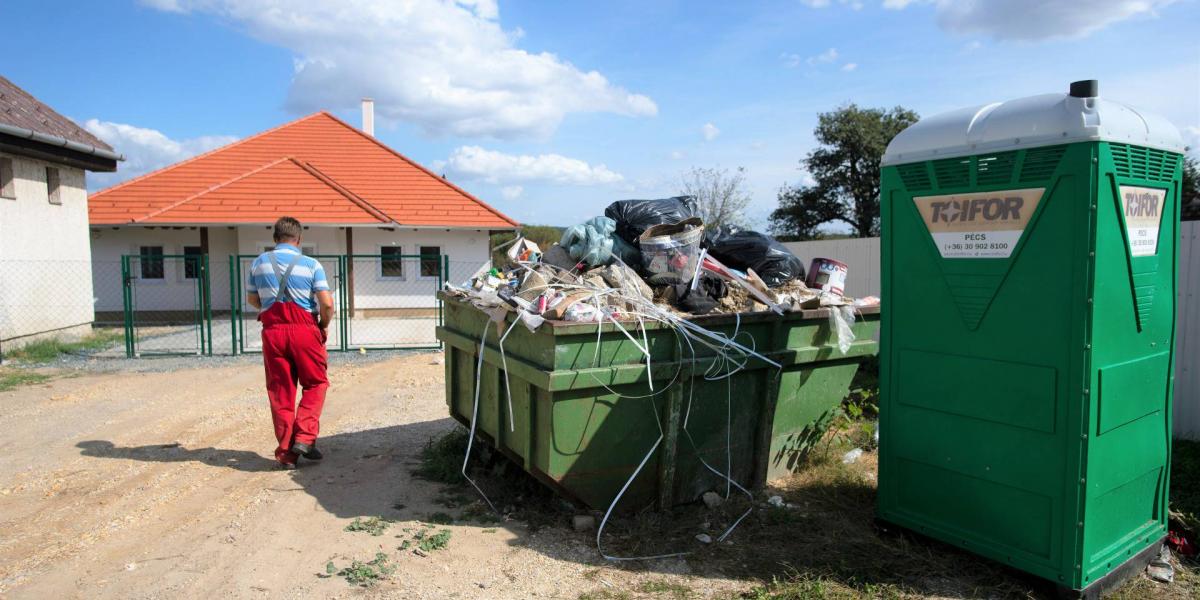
[259,301,329,464]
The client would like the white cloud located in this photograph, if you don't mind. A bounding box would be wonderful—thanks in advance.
[701,122,720,141]
[841,62,858,72]
[144,0,657,140]
[780,52,803,68]
[437,146,623,186]
[669,150,685,160]
[808,47,839,65]
[83,119,237,190]
[501,185,523,199]
[1183,126,1200,153]
[885,0,1178,41]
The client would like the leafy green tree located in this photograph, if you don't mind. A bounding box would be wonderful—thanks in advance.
[770,104,918,239]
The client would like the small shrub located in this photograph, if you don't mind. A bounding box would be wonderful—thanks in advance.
[419,529,452,552]
[344,516,390,536]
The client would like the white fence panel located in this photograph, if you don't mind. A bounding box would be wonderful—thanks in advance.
[783,237,881,298]
[1176,220,1200,440]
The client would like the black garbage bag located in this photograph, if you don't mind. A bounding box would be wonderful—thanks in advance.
[604,196,700,245]
[665,276,728,315]
[703,225,806,287]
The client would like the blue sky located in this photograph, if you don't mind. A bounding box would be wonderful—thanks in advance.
[1,0,1196,228]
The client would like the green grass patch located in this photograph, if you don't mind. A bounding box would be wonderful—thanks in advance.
[7,330,122,363]
[637,579,694,598]
[344,516,391,536]
[414,427,468,483]
[0,369,52,392]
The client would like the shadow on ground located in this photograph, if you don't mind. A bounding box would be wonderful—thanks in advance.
[75,425,1193,600]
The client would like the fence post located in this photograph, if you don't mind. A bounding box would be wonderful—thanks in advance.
[204,255,213,356]
[229,255,238,356]
[121,255,134,358]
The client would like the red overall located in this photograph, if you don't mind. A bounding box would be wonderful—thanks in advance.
[260,300,328,464]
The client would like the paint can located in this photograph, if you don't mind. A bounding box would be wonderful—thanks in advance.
[806,257,849,296]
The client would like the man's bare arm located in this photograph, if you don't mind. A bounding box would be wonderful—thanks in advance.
[315,290,334,330]
[247,292,261,309]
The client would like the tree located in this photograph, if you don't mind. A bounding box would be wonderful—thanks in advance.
[770,104,919,239]
[679,166,752,229]
[1183,156,1199,221]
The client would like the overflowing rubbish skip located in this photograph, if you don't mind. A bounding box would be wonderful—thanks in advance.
[436,197,879,559]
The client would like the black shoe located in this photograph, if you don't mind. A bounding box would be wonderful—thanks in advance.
[292,441,323,461]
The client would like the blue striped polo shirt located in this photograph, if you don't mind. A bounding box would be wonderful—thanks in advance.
[246,243,329,311]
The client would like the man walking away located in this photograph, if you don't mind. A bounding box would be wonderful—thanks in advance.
[246,217,335,469]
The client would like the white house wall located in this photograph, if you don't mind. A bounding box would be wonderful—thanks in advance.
[89,226,237,313]
[89,225,491,315]
[0,151,94,341]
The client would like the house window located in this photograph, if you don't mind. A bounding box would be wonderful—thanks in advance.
[419,246,441,278]
[46,167,61,205]
[380,246,404,278]
[0,157,14,199]
[184,246,203,279]
[139,246,164,279]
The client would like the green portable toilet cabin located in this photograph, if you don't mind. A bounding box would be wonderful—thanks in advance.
[877,80,1186,595]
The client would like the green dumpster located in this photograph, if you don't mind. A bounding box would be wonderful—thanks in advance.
[878,80,1185,594]
[436,292,880,510]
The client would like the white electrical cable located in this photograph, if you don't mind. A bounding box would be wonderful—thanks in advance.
[463,323,499,513]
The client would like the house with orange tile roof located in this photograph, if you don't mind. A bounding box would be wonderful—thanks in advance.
[0,75,121,351]
[88,102,517,339]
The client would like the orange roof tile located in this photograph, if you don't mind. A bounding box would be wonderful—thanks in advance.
[88,112,517,228]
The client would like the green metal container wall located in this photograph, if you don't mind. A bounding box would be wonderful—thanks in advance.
[878,141,1182,590]
[436,294,880,510]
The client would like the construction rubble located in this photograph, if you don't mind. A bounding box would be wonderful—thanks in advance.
[445,196,879,351]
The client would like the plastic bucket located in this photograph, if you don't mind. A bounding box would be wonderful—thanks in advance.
[806,257,848,295]
[638,218,704,284]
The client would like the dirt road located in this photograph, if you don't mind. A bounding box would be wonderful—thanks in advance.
[0,352,734,599]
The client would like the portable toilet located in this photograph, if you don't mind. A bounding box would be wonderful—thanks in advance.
[877,80,1185,595]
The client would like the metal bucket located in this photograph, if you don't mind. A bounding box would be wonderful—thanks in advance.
[806,257,849,296]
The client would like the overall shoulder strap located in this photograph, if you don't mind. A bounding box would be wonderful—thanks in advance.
[267,251,301,302]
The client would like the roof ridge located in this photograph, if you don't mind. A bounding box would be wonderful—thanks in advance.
[316,111,519,228]
[133,157,295,223]
[90,112,327,199]
[294,160,391,223]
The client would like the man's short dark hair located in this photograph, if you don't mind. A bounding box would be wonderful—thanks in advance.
[273,217,302,243]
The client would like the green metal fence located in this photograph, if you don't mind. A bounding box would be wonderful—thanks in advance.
[230,254,348,354]
[120,254,212,357]
[118,252,455,357]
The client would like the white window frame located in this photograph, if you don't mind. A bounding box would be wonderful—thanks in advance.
[417,245,442,280]
[133,244,167,283]
[377,245,406,281]
[0,157,14,200]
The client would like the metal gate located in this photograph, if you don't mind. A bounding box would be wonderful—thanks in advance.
[121,254,212,357]
[230,254,347,354]
[345,254,446,350]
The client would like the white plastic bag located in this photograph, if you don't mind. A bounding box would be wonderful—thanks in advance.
[829,304,856,354]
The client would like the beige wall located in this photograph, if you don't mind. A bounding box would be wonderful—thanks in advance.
[783,237,881,299]
[0,151,95,342]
